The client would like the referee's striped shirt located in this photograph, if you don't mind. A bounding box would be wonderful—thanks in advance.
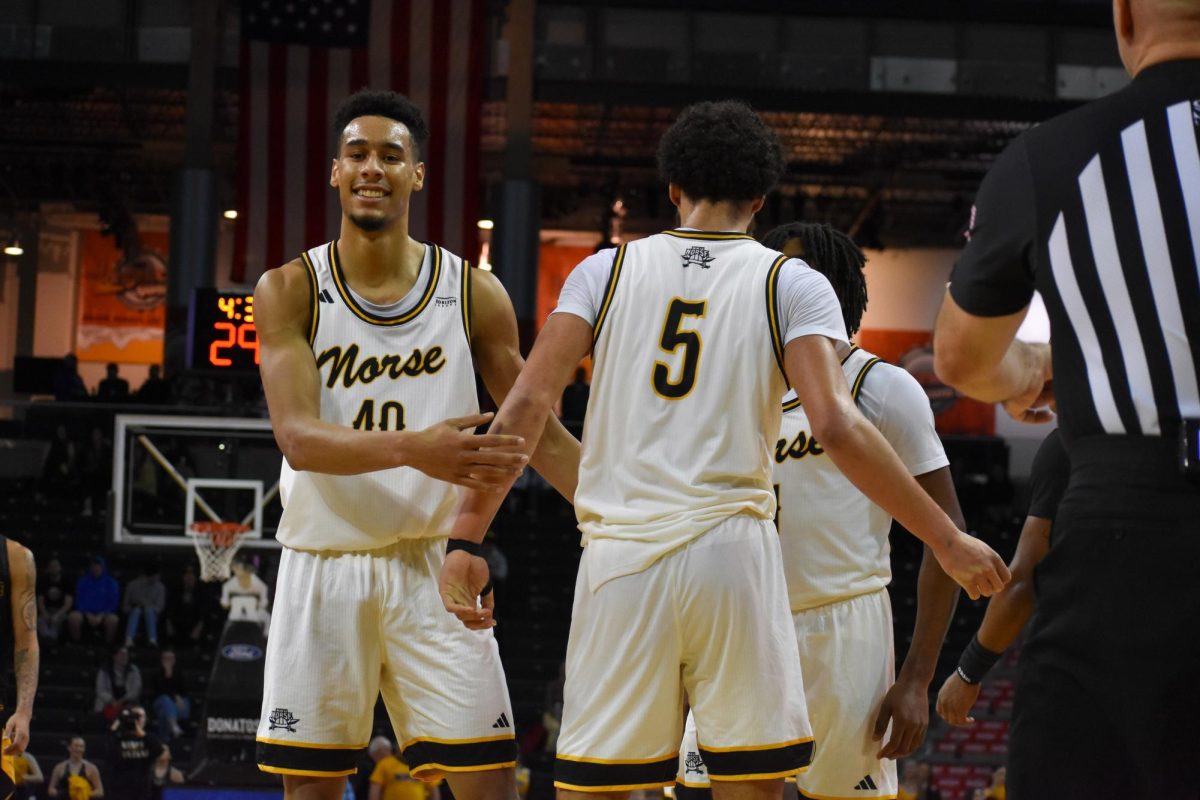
[949,59,1200,441]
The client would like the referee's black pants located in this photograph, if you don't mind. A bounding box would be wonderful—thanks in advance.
[1009,435,1200,800]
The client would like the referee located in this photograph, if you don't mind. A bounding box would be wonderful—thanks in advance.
[932,1,1200,797]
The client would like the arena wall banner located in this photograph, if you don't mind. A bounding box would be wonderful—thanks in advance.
[75,229,168,364]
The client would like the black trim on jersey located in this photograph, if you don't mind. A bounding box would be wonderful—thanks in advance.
[661,229,755,241]
[299,251,320,346]
[461,258,473,343]
[402,736,517,774]
[1061,185,1143,434]
[780,346,863,413]
[256,740,364,775]
[328,240,442,326]
[765,254,790,386]
[851,357,882,401]
[555,754,678,790]
[674,783,713,800]
[698,739,813,779]
[593,243,627,345]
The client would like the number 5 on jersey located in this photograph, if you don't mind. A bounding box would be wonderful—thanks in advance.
[653,298,707,399]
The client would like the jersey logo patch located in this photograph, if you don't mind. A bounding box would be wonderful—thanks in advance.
[267,708,300,733]
[491,712,511,729]
[683,751,706,774]
[318,288,334,303]
[435,296,458,307]
[854,774,878,791]
[681,246,714,269]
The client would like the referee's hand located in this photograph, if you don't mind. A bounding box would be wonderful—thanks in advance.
[935,532,1011,600]
[438,549,496,630]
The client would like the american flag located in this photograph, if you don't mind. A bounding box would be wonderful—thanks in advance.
[232,0,487,283]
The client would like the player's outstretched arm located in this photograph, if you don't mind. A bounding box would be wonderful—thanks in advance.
[785,335,1010,599]
[440,312,594,629]
[256,262,527,487]
[875,466,964,759]
[937,514,1050,726]
[933,293,1054,424]
[469,269,582,501]
[4,540,36,755]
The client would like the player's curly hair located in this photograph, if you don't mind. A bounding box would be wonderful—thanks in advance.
[332,89,429,156]
[762,222,869,336]
[657,100,785,203]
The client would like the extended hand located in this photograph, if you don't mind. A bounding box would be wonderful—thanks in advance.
[409,413,528,491]
[873,677,929,759]
[3,711,29,755]
[935,532,1011,600]
[438,549,495,630]
[1003,343,1054,423]
[936,671,981,726]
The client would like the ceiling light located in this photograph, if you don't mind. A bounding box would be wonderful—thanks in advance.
[476,219,494,230]
[223,209,239,220]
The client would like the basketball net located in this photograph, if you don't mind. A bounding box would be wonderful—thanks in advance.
[189,521,250,582]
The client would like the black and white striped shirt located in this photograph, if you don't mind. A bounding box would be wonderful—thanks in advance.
[950,59,1200,442]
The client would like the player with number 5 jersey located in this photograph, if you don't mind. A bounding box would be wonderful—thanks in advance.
[437,100,1009,800]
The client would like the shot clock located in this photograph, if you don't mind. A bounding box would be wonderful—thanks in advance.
[188,288,260,371]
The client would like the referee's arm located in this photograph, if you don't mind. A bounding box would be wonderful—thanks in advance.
[933,138,1055,423]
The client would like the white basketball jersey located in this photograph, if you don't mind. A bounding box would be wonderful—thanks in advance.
[576,231,791,580]
[276,240,479,551]
[775,347,946,611]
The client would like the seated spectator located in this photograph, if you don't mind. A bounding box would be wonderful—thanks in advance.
[368,737,440,800]
[13,749,44,800]
[47,736,104,799]
[220,556,270,631]
[38,558,73,642]
[96,363,130,403]
[165,565,215,644]
[109,705,161,800]
[150,649,190,742]
[78,427,112,518]
[897,761,942,800]
[94,645,142,718]
[136,364,169,405]
[69,556,120,644]
[984,766,1005,800]
[124,567,165,647]
[52,354,88,402]
[148,744,184,799]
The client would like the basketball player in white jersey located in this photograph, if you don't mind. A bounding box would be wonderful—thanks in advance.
[438,101,1008,800]
[253,89,579,800]
[674,223,964,800]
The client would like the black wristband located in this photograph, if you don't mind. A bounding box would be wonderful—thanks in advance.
[956,635,1003,685]
[480,578,494,596]
[447,538,483,557]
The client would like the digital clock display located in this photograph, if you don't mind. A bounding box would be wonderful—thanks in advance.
[188,288,260,371]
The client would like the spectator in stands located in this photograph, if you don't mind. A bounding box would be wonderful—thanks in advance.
[96,363,129,403]
[165,565,214,644]
[68,557,120,644]
[219,556,270,632]
[52,354,87,402]
[148,744,184,799]
[40,424,77,503]
[983,766,1005,800]
[123,567,165,648]
[897,761,942,800]
[13,749,44,800]
[47,736,104,798]
[38,558,73,641]
[136,365,169,405]
[108,705,160,800]
[149,649,189,742]
[94,645,142,718]
[78,427,112,518]
[367,736,439,800]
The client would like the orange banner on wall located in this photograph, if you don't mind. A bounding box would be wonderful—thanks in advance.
[75,230,169,364]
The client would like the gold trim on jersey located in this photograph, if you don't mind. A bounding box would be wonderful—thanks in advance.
[461,258,473,342]
[661,229,755,241]
[555,780,675,792]
[258,765,358,778]
[410,760,519,776]
[709,767,809,782]
[697,737,814,753]
[256,736,370,750]
[851,357,882,401]
[765,254,790,386]
[556,752,679,765]
[299,250,321,346]
[328,240,442,326]
[401,733,516,749]
[797,789,896,800]
[780,346,864,413]
[593,243,627,345]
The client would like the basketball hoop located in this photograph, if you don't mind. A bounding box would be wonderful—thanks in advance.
[189,521,250,582]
